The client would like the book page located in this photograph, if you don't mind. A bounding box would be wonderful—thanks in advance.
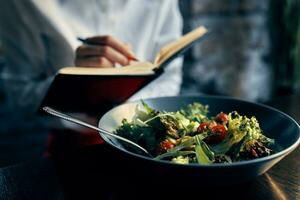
[58,26,207,76]
[154,26,208,67]
[58,61,156,76]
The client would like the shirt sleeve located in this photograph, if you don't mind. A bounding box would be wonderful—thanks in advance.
[0,1,56,116]
[0,37,55,116]
[129,0,183,101]
[0,0,77,117]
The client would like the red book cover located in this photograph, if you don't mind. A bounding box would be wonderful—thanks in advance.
[40,71,161,115]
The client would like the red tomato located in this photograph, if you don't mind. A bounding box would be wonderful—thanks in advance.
[216,112,228,124]
[208,121,217,129]
[205,124,227,143]
[156,140,174,154]
[197,122,210,133]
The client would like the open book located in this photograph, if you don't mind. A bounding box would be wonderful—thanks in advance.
[40,26,208,114]
[59,26,208,76]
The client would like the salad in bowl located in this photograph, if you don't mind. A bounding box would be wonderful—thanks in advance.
[114,101,275,164]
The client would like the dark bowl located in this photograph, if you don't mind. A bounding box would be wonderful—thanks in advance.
[98,96,300,184]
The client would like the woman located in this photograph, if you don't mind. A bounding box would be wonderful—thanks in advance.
[0,0,183,117]
[0,0,183,162]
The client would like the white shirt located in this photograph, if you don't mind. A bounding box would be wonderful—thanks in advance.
[0,0,183,116]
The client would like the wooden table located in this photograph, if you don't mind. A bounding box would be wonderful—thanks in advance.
[243,94,300,200]
[0,94,299,200]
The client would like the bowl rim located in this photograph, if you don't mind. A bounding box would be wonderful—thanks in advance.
[99,95,300,168]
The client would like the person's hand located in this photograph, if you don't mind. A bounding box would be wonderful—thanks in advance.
[75,35,137,68]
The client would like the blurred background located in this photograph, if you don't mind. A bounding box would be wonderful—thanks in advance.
[179,0,300,100]
[0,0,299,167]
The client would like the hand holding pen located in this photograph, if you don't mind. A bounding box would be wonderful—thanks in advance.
[75,35,138,68]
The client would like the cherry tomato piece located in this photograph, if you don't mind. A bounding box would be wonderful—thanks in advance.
[197,122,210,133]
[216,112,228,124]
[156,140,174,154]
[205,124,227,143]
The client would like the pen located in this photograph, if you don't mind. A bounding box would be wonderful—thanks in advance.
[77,37,89,44]
[77,37,139,61]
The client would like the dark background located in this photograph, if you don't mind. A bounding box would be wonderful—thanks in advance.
[179,0,300,100]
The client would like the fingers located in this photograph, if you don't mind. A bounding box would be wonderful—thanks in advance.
[124,43,133,50]
[76,45,129,66]
[75,35,138,68]
[84,35,136,59]
[75,56,114,68]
